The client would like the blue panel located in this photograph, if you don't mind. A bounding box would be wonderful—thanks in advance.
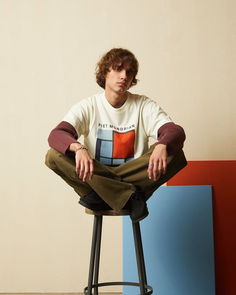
[112,158,125,165]
[123,185,215,295]
[100,140,113,157]
[99,156,112,166]
[125,157,134,162]
[97,128,113,140]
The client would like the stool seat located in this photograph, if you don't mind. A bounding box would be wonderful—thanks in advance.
[85,208,131,216]
[84,208,153,295]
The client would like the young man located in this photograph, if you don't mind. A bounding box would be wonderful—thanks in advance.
[45,48,187,222]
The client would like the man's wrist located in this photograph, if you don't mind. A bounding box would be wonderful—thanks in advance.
[75,145,88,153]
[69,142,86,152]
[155,143,167,149]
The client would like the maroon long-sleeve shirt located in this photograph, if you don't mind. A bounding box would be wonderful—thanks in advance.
[48,121,186,156]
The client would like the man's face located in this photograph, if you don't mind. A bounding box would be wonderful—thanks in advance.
[105,63,134,94]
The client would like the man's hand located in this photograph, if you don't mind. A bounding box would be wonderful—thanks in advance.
[70,143,94,182]
[147,144,167,181]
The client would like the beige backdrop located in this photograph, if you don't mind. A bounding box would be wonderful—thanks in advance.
[0,0,235,293]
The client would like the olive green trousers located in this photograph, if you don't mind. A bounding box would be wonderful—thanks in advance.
[45,145,187,211]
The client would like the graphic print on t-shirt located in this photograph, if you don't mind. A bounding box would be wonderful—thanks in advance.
[95,128,135,166]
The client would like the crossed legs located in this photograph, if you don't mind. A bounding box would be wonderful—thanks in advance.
[45,145,187,212]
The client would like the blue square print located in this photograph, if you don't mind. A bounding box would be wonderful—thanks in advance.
[100,140,113,158]
[99,157,112,165]
[125,157,134,162]
[97,128,113,140]
[112,158,125,165]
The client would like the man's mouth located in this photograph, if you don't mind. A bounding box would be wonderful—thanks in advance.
[117,82,126,87]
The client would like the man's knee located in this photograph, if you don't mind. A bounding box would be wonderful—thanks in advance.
[45,148,59,170]
[166,149,187,177]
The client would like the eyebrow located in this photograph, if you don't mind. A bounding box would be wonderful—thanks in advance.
[112,63,133,72]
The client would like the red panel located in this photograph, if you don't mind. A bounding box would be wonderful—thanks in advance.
[113,130,135,158]
[167,161,236,295]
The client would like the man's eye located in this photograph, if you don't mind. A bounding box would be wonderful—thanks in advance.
[127,70,133,76]
[113,65,122,71]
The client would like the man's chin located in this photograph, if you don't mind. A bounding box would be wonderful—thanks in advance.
[117,86,129,93]
[115,88,126,94]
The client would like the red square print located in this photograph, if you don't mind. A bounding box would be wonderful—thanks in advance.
[113,130,135,158]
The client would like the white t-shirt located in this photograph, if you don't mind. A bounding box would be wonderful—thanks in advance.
[63,91,172,166]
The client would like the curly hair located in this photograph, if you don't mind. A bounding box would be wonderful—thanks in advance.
[95,48,139,89]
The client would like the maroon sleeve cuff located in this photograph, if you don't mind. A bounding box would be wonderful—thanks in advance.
[157,122,186,155]
[48,121,78,155]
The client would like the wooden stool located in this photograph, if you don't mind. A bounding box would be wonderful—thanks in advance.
[84,208,153,295]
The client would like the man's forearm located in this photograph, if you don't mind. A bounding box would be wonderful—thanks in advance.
[157,122,186,155]
[48,121,79,155]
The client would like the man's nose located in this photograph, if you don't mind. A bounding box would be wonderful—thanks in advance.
[120,69,127,80]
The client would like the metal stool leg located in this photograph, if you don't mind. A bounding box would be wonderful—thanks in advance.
[93,216,103,295]
[132,221,148,295]
[84,210,153,294]
[87,215,101,294]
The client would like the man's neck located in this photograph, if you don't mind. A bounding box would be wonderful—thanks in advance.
[105,89,128,108]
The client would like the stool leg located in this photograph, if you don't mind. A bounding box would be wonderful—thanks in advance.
[132,221,148,295]
[94,216,103,295]
[87,215,100,294]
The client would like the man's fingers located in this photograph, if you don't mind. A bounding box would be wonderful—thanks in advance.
[83,162,91,182]
[158,160,162,174]
[148,144,168,180]
[83,170,88,182]
[148,160,165,181]
[75,151,94,181]
[79,163,84,179]
[76,162,80,175]
[152,162,158,181]
[157,158,167,175]
[147,163,153,179]
[147,161,159,180]
[78,160,93,182]
[89,161,94,180]
[162,159,167,174]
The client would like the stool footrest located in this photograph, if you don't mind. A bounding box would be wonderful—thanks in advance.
[84,281,153,294]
